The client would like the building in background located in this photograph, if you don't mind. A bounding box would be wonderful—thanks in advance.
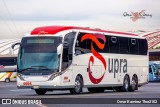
[0,39,20,55]
[140,30,160,61]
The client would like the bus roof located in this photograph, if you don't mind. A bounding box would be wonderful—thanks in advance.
[30,26,138,36]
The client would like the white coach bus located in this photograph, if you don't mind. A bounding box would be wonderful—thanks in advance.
[15,26,148,95]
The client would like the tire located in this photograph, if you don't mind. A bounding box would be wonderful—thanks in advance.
[129,76,138,92]
[35,89,46,95]
[70,76,83,94]
[121,75,130,92]
[88,87,105,93]
[5,78,10,83]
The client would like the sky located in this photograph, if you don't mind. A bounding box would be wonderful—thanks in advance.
[0,0,160,39]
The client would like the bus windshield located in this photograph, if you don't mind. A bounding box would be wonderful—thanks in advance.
[17,36,62,75]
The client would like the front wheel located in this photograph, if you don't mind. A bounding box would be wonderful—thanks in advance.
[70,76,83,94]
[35,89,46,95]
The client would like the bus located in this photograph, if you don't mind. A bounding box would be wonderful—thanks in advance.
[149,62,160,81]
[15,26,148,95]
[0,56,17,82]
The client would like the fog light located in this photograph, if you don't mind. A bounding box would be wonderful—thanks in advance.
[33,85,39,89]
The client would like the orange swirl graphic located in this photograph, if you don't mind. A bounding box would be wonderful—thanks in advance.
[81,33,106,84]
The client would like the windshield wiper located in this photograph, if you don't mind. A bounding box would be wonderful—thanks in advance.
[31,66,52,70]
[19,67,38,72]
[19,66,53,72]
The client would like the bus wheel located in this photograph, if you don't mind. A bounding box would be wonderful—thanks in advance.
[121,75,130,92]
[70,76,83,94]
[5,78,10,83]
[129,76,137,92]
[88,87,105,93]
[35,89,46,95]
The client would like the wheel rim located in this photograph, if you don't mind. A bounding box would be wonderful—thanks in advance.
[75,80,81,92]
[131,78,136,89]
[124,78,129,90]
[6,79,9,82]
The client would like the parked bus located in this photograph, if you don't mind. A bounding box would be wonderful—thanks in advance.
[0,56,17,82]
[15,26,148,95]
[149,62,160,81]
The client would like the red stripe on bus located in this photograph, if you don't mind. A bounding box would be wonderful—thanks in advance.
[30,26,138,36]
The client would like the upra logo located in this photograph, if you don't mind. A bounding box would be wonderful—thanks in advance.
[81,33,106,84]
[81,34,128,84]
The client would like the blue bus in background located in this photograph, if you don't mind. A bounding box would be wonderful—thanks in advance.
[149,62,160,82]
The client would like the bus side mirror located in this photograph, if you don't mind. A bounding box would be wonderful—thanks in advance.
[10,42,21,55]
[12,42,21,49]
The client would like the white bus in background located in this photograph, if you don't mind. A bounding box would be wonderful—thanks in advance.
[15,26,148,95]
[0,56,17,82]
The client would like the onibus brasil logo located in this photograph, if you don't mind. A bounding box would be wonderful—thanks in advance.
[81,34,127,84]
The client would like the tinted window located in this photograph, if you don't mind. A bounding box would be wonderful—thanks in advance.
[129,38,138,55]
[22,37,62,53]
[75,33,109,55]
[119,37,130,54]
[98,36,109,53]
[75,33,91,55]
[138,39,148,55]
[92,37,105,52]
[108,36,119,53]
[0,57,17,66]
[64,32,76,54]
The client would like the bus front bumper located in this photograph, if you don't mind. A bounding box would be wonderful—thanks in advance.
[17,85,74,90]
[17,76,74,90]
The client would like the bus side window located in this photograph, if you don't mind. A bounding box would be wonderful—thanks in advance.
[138,39,148,55]
[0,57,17,66]
[75,32,91,55]
[96,35,109,53]
[119,37,130,54]
[129,38,138,55]
[109,36,119,53]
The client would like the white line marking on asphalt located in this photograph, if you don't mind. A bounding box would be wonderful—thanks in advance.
[0,84,16,87]
[10,89,32,92]
[36,104,48,107]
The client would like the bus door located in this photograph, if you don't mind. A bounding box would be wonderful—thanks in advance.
[61,32,76,85]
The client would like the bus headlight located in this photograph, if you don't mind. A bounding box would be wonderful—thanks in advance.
[48,72,61,81]
[17,73,24,81]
